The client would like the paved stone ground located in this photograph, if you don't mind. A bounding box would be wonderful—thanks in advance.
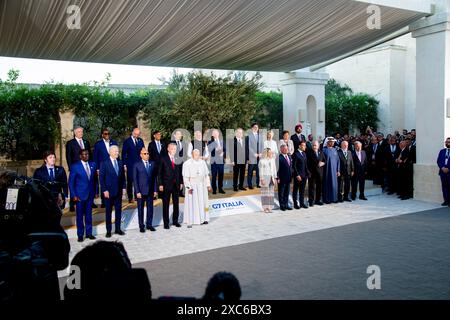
[58,191,441,278]
[133,206,450,300]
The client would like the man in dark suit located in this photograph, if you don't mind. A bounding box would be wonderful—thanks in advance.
[277,144,293,211]
[158,143,183,229]
[230,128,247,191]
[351,141,368,200]
[172,130,187,163]
[208,129,226,194]
[133,148,158,233]
[292,141,310,209]
[437,137,450,206]
[93,128,118,208]
[33,150,68,209]
[396,141,411,200]
[291,123,306,152]
[246,123,263,189]
[384,136,401,195]
[148,130,166,171]
[66,126,91,211]
[306,141,325,206]
[337,141,354,202]
[100,145,126,237]
[122,127,145,203]
[366,135,384,187]
[68,149,97,242]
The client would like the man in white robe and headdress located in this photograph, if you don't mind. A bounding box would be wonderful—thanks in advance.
[183,149,212,227]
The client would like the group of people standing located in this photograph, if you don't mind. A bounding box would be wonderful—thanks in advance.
[31,122,450,242]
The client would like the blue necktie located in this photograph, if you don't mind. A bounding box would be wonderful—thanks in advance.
[114,160,119,175]
[49,168,55,181]
[145,161,150,175]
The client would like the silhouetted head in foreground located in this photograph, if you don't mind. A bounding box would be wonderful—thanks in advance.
[64,240,151,301]
[203,271,241,302]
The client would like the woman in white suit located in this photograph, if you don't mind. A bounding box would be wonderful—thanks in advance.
[258,148,278,213]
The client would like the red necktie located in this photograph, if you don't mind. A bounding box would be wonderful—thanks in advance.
[171,158,175,169]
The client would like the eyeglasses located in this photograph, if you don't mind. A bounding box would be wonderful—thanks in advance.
[141,153,149,155]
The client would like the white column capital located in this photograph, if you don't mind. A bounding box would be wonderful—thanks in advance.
[410,12,450,38]
[281,71,329,86]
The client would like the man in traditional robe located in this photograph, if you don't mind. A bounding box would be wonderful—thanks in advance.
[182,149,212,227]
[322,137,340,204]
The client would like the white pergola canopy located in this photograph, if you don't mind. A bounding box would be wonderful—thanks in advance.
[0,0,429,71]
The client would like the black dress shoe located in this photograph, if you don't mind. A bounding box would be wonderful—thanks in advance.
[256,185,261,188]
[202,221,209,225]
[248,186,254,190]
[315,201,324,206]
[286,207,293,210]
[219,189,226,194]
[164,225,170,229]
[359,196,368,201]
[351,197,356,201]
[280,207,286,211]
[442,201,449,206]
[309,202,314,207]
[105,232,112,238]
[86,235,96,240]
[173,223,182,228]
[344,198,352,202]
[301,204,309,209]
[92,203,98,208]
[294,204,300,210]
[239,187,247,191]
[139,228,145,233]
[212,190,217,194]
[115,230,126,236]
[147,226,156,231]
[233,188,238,192]
[77,237,84,242]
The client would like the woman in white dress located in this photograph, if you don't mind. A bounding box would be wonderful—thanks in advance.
[264,130,279,157]
[279,130,295,155]
[183,149,212,227]
[258,148,278,213]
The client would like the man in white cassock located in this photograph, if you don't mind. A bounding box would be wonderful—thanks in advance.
[183,149,212,227]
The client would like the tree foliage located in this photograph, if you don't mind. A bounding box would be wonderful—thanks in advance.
[142,71,262,137]
[325,79,379,135]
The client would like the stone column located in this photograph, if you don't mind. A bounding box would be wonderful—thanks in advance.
[56,110,75,170]
[281,71,328,140]
[410,4,450,202]
[136,111,151,147]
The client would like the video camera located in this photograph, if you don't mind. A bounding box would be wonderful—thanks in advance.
[0,170,70,301]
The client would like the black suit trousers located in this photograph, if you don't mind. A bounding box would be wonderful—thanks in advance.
[162,183,180,226]
[292,177,307,205]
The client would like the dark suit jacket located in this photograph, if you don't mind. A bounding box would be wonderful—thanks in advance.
[68,161,97,201]
[338,149,354,177]
[122,136,145,168]
[292,150,310,179]
[133,160,157,196]
[208,139,226,164]
[384,144,401,169]
[230,137,247,165]
[306,149,325,178]
[33,165,68,197]
[291,133,306,151]
[277,154,293,184]
[437,148,450,176]
[66,138,91,169]
[158,155,183,190]
[93,139,118,166]
[352,150,368,177]
[99,158,125,197]
[148,140,166,166]
[366,143,384,166]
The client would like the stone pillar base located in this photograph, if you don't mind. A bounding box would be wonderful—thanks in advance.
[414,164,443,203]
